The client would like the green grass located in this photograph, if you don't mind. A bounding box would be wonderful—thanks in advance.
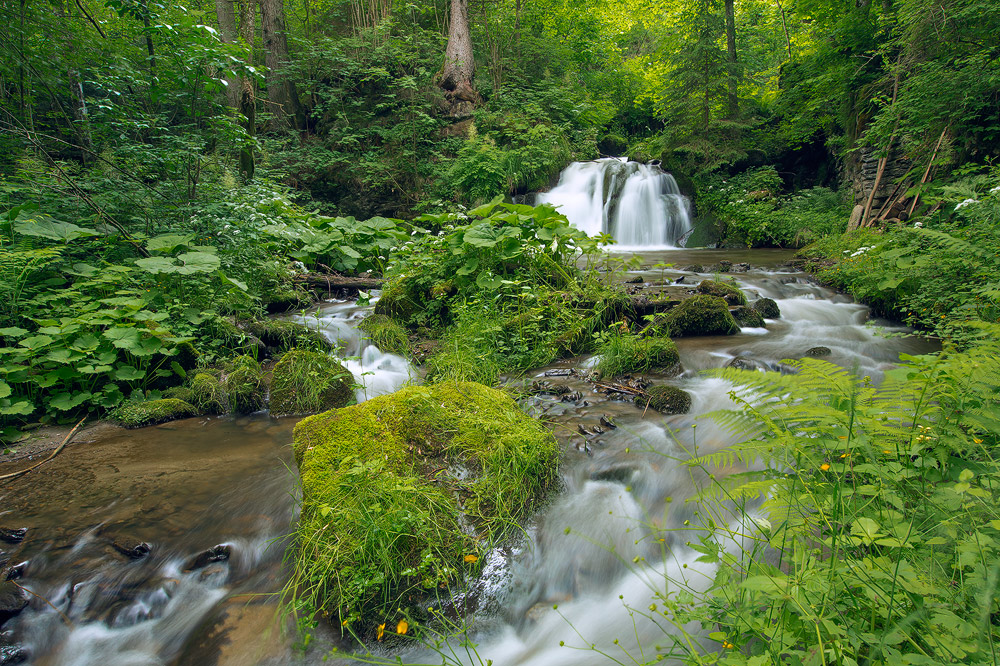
[269,348,354,416]
[596,332,680,378]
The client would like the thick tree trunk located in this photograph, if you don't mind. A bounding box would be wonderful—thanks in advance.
[724,0,738,119]
[438,0,479,118]
[259,0,302,130]
[215,0,241,108]
[238,0,257,179]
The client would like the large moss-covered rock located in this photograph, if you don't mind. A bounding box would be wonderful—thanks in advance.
[190,372,227,414]
[372,278,423,322]
[290,382,559,627]
[664,295,739,337]
[241,319,331,353]
[110,398,197,428]
[697,280,747,306]
[596,333,680,378]
[269,349,353,416]
[634,385,692,414]
[752,297,781,319]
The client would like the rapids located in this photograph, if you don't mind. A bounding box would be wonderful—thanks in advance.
[0,254,937,665]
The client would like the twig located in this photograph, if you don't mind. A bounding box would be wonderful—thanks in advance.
[0,417,87,483]
[9,580,75,628]
[908,126,949,217]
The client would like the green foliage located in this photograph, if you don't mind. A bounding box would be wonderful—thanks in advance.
[269,349,354,416]
[286,382,559,630]
[358,314,410,356]
[596,331,679,378]
[221,355,266,415]
[189,372,227,415]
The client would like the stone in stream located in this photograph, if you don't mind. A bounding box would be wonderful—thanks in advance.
[543,368,575,377]
[806,346,832,357]
[0,581,28,628]
[658,295,739,337]
[635,386,692,415]
[752,297,781,319]
[731,305,766,328]
[697,279,747,306]
[184,545,232,572]
[112,536,152,559]
[0,529,26,545]
[4,562,26,581]
[0,638,27,666]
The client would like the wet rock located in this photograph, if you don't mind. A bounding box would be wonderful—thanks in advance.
[560,391,582,402]
[806,346,832,357]
[731,306,766,328]
[660,295,739,337]
[673,275,685,284]
[0,529,26,545]
[726,357,760,371]
[0,581,28,627]
[184,544,232,572]
[0,639,27,665]
[543,369,575,377]
[590,465,638,484]
[682,264,704,273]
[4,562,26,581]
[732,262,751,272]
[531,380,569,396]
[717,260,732,273]
[697,280,747,306]
[751,297,781,319]
[635,386,692,415]
[112,537,152,559]
[599,415,617,429]
[625,275,644,284]
[269,348,353,416]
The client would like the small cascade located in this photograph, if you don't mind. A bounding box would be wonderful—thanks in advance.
[538,158,692,249]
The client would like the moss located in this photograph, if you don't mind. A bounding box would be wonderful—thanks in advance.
[111,398,197,428]
[161,386,196,403]
[221,356,266,414]
[358,314,410,355]
[289,382,559,626]
[696,279,747,306]
[210,317,266,355]
[596,333,680,377]
[635,385,692,414]
[373,278,423,322]
[731,305,766,328]
[241,319,331,353]
[190,372,227,414]
[263,289,311,314]
[665,295,739,337]
[752,297,781,319]
[269,349,354,416]
[806,346,832,357]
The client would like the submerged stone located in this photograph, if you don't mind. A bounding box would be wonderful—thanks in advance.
[806,346,832,357]
[112,536,152,559]
[0,529,26,545]
[110,399,197,428]
[269,349,353,416]
[291,382,559,625]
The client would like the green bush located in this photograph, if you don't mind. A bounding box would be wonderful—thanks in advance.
[596,332,680,377]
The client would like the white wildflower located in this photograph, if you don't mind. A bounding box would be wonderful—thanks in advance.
[954,198,979,211]
[913,221,923,228]
[990,185,1000,194]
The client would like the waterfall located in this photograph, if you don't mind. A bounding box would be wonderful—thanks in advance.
[537,158,692,249]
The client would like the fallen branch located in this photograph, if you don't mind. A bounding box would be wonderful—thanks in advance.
[0,417,87,483]
[10,580,75,628]
[293,273,385,291]
[908,126,949,218]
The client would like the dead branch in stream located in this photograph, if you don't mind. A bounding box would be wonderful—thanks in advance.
[0,417,87,483]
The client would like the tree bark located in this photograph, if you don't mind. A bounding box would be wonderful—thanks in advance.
[238,0,257,179]
[438,0,479,118]
[215,0,241,108]
[724,0,738,119]
[259,0,302,130]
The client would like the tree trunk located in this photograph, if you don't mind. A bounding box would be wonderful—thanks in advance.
[724,0,738,119]
[438,0,479,118]
[238,0,257,179]
[259,0,302,130]
[215,0,241,108]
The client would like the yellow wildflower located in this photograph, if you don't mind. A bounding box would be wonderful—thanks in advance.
[464,554,479,563]
[974,438,983,444]
[377,623,385,641]
[820,463,831,471]
[397,620,409,635]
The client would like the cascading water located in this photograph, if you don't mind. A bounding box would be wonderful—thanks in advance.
[537,158,693,249]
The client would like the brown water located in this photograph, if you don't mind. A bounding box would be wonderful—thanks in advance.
[0,259,939,666]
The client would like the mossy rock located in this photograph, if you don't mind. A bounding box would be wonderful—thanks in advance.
[696,280,747,306]
[806,346,832,357]
[358,314,410,355]
[596,334,680,378]
[634,385,692,415]
[664,295,739,337]
[263,289,311,314]
[221,356,266,414]
[212,317,266,356]
[161,386,196,404]
[190,372,227,414]
[241,319,331,353]
[731,306,766,328]
[752,297,781,319]
[290,382,559,625]
[373,278,423,322]
[269,349,354,416]
[111,399,197,428]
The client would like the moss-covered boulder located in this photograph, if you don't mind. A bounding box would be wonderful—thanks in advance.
[290,382,559,627]
[697,280,747,306]
[635,385,692,414]
[664,295,739,337]
[263,288,311,314]
[161,386,196,403]
[358,314,410,355]
[241,319,331,353]
[806,346,832,357]
[111,399,197,428]
[752,297,781,319]
[731,305,766,328]
[373,278,423,322]
[221,356,266,414]
[596,334,680,378]
[269,349,354,416]
[190,372,227,414]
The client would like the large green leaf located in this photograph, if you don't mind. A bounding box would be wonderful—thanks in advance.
[135,256,178,273]
[147,234,194,253]
[175,251,221,275]
[114,365,146,381]
[15,216,99,242]
[49,392,93,411]
[103,326,142,351]
[0,380,10,399]
[0,399,34,416]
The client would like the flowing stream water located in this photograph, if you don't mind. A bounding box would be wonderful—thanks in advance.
[0,256,938,666]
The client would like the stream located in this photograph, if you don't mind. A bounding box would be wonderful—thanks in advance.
[0,248,938,666]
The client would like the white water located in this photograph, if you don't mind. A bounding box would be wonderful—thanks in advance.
[537,158,692,249]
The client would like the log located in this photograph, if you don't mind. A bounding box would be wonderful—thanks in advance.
[293,273,385,291]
